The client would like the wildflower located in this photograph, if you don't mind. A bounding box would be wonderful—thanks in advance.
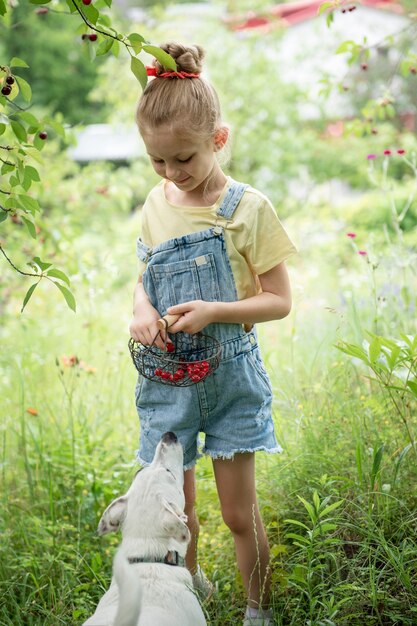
[61,355,79,367]
[358,250,367,256]
[26,407,38,415]
[346,232,357,238]
[367,154,377,159]
[397,149,406,155]
[383,149,392,156]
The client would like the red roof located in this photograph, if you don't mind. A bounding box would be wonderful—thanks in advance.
[226,0,403,31]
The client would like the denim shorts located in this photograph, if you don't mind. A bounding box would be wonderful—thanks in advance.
[136,332,282,470]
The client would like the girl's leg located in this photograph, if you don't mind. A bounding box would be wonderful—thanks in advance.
[212,453,271,609]
[184,466,198,574]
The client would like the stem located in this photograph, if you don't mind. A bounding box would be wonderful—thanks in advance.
[0,245,41,277]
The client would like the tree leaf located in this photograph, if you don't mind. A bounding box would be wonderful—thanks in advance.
[128,33,145,55]
[11,120,27,142]
[33,256,52,271]
[14,76,32,102]
[130,56,147,90]
[10,57,29,68]
[142,45,177,71]
[47,268,71,286]
[95,36,114,57]
[21,216,37,238]
[21,282,38,313]
[55,283,76,312]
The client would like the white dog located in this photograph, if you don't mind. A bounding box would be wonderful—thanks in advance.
[83,432,206,626]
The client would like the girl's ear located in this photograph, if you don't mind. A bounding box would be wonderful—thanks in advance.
[214,126,229,151]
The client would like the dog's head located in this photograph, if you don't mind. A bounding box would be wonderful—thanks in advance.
[97,432,190,550]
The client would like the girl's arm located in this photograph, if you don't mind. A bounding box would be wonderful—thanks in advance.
[129,276,171,349]
[166,262,292,335]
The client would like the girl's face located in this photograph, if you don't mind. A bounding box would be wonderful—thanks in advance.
[141,126,220,195]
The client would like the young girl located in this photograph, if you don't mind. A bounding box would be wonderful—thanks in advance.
[129,43,296,626]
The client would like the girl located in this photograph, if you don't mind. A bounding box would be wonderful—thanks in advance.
[129,43,296,626]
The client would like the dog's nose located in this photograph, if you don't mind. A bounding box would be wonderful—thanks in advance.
[162,431,178,444]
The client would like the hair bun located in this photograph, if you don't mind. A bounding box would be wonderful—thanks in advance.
[155,42,205,75]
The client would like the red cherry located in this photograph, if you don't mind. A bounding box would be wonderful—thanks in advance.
[1,86,12,96]
[161,371,170,380]
[191,374,201,382]
[89,33,98,42]
[411,67,417,75]
[82,0,92,4]
[6,76,14,85]
[166,343,174,353]
[155,368,162,377]
[39,131,48,140]
[361,63,368,71]
[175,369,185,379]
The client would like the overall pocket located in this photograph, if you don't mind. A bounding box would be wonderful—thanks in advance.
[149,252,221,313]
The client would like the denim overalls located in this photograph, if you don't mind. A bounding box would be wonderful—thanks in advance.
[135,180,282,469]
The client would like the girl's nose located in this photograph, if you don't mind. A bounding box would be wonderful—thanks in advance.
[165,163,179,180]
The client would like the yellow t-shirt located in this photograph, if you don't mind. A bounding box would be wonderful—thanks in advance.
[138,177,297,301]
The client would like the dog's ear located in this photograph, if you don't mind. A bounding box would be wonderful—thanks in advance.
[97,496,128,536]
[161,499,190,544]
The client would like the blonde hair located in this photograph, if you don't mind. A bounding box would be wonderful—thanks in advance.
[136,42,222,141]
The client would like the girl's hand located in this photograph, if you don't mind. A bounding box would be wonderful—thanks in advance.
[129,304,173,351]
[166,300,216,334]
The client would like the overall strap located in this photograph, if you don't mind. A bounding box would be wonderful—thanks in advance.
[216,181,248,220]
[136,238,152,263]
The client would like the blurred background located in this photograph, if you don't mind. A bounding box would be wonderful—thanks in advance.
[1,1,417,625]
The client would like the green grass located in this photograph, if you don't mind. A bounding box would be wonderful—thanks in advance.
[1,209,417,625]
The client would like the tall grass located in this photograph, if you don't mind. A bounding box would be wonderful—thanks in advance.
[1,205,417,625]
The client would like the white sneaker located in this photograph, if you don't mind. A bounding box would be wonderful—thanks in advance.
[242,607,274,626]
[191,565,214,602]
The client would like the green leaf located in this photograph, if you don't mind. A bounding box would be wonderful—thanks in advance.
[55,283,76,312]
[111,39,120,57]
[368,336,381,364]
[24,165,40,182]
[142,45,177,71]
[11,120,27,142]
[313,490,320,512]
[102,0,112,7]
[0,210,8,223]
[33,256,52,271]
[17,194,40,214]
[21,282,38,313]
[82,3,99,24]
[406,380,417,397]
[0,0,7,17]
[320,500,344,517]
[96,36,114,57]
[318,1,333,15]
[46,268,71,286]
[10,57,29,68]
[17,111,40,127]
[21,216,37,238]
[370,444,384,488]
[130,56,147,90]
[14,76,32,102]
[284,518,310,531]
[128,33,145,55]
[285,532,310,546]
[297,495,317,524]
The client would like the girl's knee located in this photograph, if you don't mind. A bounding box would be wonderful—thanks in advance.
[221,505,259,536]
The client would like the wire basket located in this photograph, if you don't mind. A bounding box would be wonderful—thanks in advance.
[128,330,222,387]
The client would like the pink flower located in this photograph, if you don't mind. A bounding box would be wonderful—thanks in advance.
[397,149,406,155]
[383,149,392,156]
[347,232,357,238]
[367,154,377,159]
[358,250,367,256]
